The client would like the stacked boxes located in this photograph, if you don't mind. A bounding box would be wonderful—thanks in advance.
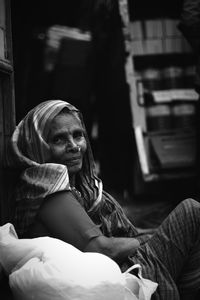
[129,18,192,55]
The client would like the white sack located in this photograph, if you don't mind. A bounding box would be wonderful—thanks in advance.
[0,223,158,300]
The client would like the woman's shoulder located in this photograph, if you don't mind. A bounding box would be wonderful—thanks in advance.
[41,189,85,217]
[27,190,84,239]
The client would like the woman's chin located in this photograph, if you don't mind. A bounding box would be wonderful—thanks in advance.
[67,163,82,175]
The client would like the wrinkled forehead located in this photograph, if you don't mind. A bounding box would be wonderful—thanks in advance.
[42,111,81,141]
[48,108,83,134]
[23,100,80,143]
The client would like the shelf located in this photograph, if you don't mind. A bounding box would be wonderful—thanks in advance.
[128,0,182,20]
[135,126,197,181]
[143,169,196,182]
[120,0,197,182]
[148,131,196,169]
[130,39,192,56]
[151,89,198,103]
[133,53,195,70]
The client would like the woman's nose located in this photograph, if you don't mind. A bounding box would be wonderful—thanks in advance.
[66,138,78,152]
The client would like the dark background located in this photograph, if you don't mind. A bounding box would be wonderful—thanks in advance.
[10,0,197,207]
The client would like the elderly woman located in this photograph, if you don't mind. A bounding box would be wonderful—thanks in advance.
[9,100,200,299]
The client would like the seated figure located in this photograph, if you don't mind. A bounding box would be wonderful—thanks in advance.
[8,99,200,299]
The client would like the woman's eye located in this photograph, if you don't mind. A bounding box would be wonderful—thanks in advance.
[53,136,65,145]
[73,131,84,139]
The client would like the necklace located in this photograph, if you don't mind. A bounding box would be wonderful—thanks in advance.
[71,186,82,198]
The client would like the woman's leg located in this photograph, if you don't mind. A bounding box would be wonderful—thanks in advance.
[146,198,200,297]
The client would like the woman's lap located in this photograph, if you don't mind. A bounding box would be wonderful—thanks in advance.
[133,198,200,298]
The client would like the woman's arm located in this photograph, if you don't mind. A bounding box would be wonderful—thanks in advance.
[84,235,140,264]
[38,190,102,250]
[38,190,140,263]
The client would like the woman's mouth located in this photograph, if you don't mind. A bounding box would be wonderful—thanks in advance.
[66,156,81,165]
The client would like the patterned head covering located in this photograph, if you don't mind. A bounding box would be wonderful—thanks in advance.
[9,100,138,238]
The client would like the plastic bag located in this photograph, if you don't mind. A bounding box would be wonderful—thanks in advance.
[0,223,158,300]
[124,264,158,300]
[0,223,125,300]
[0,222,43,274]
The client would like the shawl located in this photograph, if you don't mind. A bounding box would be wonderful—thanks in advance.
[9,100,138,238]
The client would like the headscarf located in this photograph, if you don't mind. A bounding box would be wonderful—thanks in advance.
[9,100,138,237]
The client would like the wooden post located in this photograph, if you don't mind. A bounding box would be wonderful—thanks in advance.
[0,0,16,225]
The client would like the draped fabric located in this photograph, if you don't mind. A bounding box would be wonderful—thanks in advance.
[9,100,138,238]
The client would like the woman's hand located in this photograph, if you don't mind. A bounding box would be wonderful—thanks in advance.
[84,235,140,263]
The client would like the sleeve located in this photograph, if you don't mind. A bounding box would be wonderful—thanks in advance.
[38,190,103,251]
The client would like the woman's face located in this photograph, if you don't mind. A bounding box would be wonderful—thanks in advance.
[47,112,87,176]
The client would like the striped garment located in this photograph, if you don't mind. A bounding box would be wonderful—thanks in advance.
[131,198,200,299]
[9,100,200,299]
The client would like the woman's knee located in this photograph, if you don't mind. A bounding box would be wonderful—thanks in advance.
[181,198,200,212]
[178,198,200,226]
